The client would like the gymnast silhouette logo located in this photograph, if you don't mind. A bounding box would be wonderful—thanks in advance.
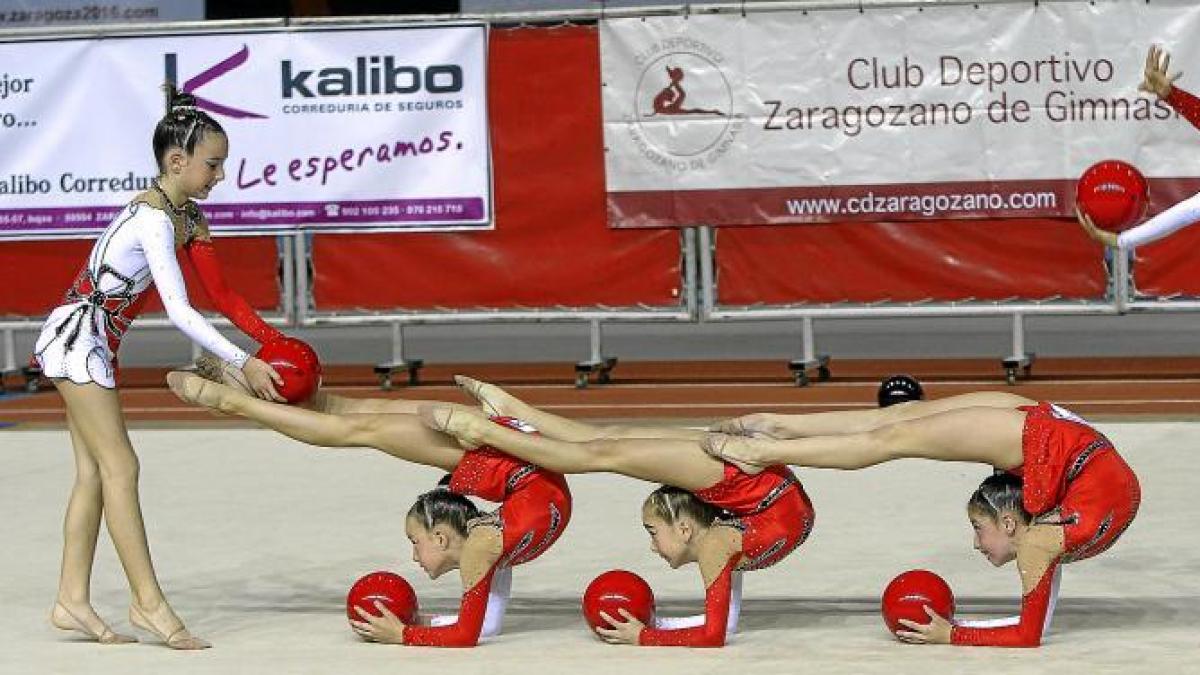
[163,45,267,120]
[649,66,725,118]
[632,47,738,163]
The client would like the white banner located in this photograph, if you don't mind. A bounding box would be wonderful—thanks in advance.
[0,24,491,238]
[601,1,1200,226]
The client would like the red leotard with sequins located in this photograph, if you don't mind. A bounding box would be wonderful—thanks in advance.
[951,402,1139,647]
[401,424,571,647]
[693,464,815,571]
[448,445,572,568]
[637,464,814,647]
[1007,402,1140,561]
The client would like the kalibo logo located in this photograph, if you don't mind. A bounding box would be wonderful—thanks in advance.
[280,57,463,98]
[164,45,266,119]
[629,39,741,170]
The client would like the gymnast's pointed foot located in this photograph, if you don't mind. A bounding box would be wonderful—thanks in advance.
[454,375,525,419]
[701,433,769,475]
[708,413,779,438]
[418,403,492,449]
[166,371,235,414]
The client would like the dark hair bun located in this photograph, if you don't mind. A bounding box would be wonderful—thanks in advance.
[162,83,198,112]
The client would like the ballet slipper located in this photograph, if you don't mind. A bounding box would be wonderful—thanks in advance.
[166,371,232,414]
[709,414,780,438]
[418,404,488,449]
[193,352,253,395]
[129,604,210,650]
[50,602,137,644]
[701,433,767,475]
[453,375,504,417]
[708,417,750,436]
[166,371,205,405]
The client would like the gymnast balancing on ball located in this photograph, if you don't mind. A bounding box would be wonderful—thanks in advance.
[704,392,1140,647]
[419,376,815,648]
[32,85,287,650]
[166,371,570,647]
[1077,45,1200,250]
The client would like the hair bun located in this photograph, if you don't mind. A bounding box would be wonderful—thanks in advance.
[162,83,198,112]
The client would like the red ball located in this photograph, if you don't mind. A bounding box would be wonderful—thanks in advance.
[256,337,321,404]
[346,571,418,628]
[582,570,655,631]
[1076,159,1149,232]
[881,569,955,635]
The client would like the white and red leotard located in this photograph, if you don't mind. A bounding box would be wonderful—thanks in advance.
[637,464,815,647]
[950,402,1140,647]
[1116,85,1200,249]
[34,187,280,387]
[401,418,572,647]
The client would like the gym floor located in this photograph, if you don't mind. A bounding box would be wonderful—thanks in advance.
[1,359,1198,673]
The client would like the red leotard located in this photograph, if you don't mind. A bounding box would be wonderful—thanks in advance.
[1008,403,1140,561]
[694,464,815,571]
[448,445,572,568]
[1166,85,1200,132]
[402,434,572,647]
[951,402,1140,647]
[637,464,815,647]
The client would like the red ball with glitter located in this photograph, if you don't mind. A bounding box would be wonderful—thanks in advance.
[1076,159,1149,232]
[582,570,655,631]
[881,569,955,635]
[256,337,321,404]
[346,571,418,628]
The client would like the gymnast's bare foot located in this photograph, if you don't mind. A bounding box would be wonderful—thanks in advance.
[701,433,769,475]
[418,403,491,449]
[50,601,136,644]
[166,371,234,414]
[129,602,210,650]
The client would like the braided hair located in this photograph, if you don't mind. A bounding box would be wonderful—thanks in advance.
[967,472,1031,524]
[643,485,727,527]
[152,84,225,172]
[407,487,482,538]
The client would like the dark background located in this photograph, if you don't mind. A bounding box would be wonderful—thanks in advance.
[206,1,460,20]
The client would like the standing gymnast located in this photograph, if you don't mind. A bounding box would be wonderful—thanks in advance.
[165,372,571,647]
[704,392,1140,647]
[1077,44,1200,250]
[418,376,815,648]
[32,86,285,650]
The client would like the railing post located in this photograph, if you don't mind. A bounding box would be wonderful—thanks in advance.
[698,225,715,320]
